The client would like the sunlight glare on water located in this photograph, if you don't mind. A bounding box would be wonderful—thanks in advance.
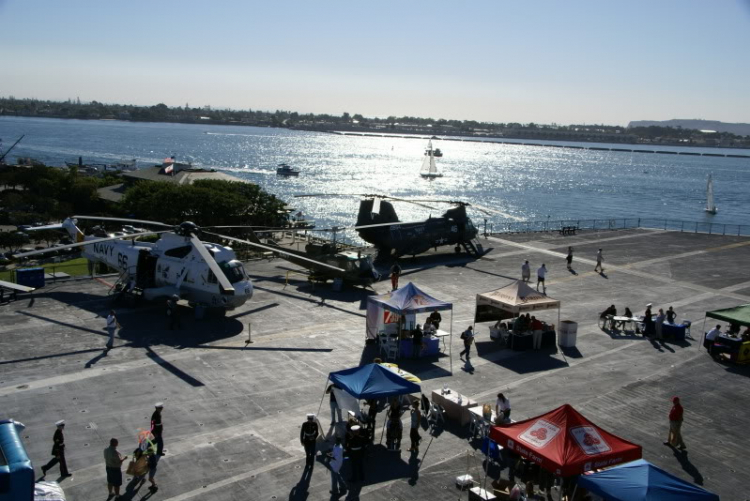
[1,117,748,239]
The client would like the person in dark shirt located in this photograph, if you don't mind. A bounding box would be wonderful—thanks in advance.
[412,324,423,359]
[666,306,677,323]
[642,304,654,336]
[300,414,319,468]
[151,403,165,456]
[348,425,366,483]
[42,420,70,477]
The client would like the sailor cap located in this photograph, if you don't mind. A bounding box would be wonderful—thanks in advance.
[646,303,652,307]
[351,425,361,431]
[306,413,315,419]
[55,420,65,426]
[155,402,164,408]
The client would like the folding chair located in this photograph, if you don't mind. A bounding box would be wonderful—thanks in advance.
[469,413,485,438]
[427,401,445,430]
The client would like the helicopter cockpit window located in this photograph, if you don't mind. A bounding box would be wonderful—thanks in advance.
[207,270,218,284]
[219,260,247,284]
[164,246,192,259]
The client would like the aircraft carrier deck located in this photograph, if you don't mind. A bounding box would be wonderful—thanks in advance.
[1,227,749,500]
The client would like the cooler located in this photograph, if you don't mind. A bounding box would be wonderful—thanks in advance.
[15,268,45,289]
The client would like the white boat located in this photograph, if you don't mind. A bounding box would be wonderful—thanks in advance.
[420,140,443,179]
[276,163,300,177]
[705,173,718,214]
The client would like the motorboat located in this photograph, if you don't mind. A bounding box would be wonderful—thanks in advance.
[276,163,300,177]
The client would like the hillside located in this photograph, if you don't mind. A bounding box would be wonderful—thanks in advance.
[628,119,750,136]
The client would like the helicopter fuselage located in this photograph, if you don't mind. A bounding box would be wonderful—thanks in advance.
[356,200,479,257]
[78,230,253,309]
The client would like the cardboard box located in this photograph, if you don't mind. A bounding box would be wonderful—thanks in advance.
[469,486,497,501]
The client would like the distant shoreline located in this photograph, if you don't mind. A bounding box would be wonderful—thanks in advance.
[2,114,749,155]
[329,130,750,158]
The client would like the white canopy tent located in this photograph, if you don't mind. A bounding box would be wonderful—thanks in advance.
[473,280,561,328]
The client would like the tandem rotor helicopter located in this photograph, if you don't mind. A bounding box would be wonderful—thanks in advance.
[294,194,519,259]
[15,216,346,311]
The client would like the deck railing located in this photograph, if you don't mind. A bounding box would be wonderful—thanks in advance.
[489,218,750,237]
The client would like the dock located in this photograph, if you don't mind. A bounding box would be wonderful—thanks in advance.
[1,227,749,500]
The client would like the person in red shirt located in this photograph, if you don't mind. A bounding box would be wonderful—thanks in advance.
[664,396,686,450]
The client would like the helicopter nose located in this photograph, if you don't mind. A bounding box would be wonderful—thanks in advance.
[236,280,253,300]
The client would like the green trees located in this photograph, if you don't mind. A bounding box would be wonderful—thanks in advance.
[0,165,116,224]
[121,180,287,227]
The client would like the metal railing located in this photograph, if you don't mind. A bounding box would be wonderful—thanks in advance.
[489,218,750,237]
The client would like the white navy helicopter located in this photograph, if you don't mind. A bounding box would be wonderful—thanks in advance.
[15,216,344,311]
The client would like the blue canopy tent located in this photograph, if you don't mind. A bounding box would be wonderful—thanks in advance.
[329,363,421,399]
[576,459,720,501]
[316,363,421,430]
[365,282,454,371]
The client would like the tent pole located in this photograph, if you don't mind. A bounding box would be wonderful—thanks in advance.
[571,483,578,501]
[700,315,708,342]
[316,377,330,423]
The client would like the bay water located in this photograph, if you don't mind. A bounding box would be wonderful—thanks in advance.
[1,116,747,236]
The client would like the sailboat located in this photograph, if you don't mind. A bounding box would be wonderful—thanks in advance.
[704,173,718,214]
[420,140,443,179]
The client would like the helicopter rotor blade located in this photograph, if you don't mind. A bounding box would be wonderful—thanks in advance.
[464,203,523,221]
[188,234,235,295]
[203,231,346,273]
[12,230,171,259]
[203,225,292,230]
[72,215,173,228]
[293,193,439,210]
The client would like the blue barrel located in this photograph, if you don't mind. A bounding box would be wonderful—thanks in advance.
[15,268,45,289]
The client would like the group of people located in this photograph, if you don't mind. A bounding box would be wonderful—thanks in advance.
[408,310,442,359]
[519,247,606,294]
[493,314,549,350]
[600,303,678,340]
[40,403,166,500]
[704,322,750,359]
[520,261,548,294]
[314,387,426,495]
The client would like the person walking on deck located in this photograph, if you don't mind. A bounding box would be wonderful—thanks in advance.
[521,260,530,282]
[664,396,686,450]
[594,248,604,273]
[41,420,70,478]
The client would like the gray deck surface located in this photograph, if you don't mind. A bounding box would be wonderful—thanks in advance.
[2,228,749,501]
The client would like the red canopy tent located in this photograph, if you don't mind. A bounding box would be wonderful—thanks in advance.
[489,404,642,477]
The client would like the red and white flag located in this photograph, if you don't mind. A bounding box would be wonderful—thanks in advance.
[163,156,175,175]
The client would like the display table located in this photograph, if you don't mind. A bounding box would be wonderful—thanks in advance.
[662,322,687,340]
[714,335,750,363]
[399,337,440,358]
[510,330,556,351]
[432,389,477,426]
[611,315,636,332]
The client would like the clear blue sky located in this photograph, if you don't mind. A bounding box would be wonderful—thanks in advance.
[1,0,749,125]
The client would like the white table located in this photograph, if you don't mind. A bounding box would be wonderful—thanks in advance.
[432,389,477,426]
[432,329,450,351]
